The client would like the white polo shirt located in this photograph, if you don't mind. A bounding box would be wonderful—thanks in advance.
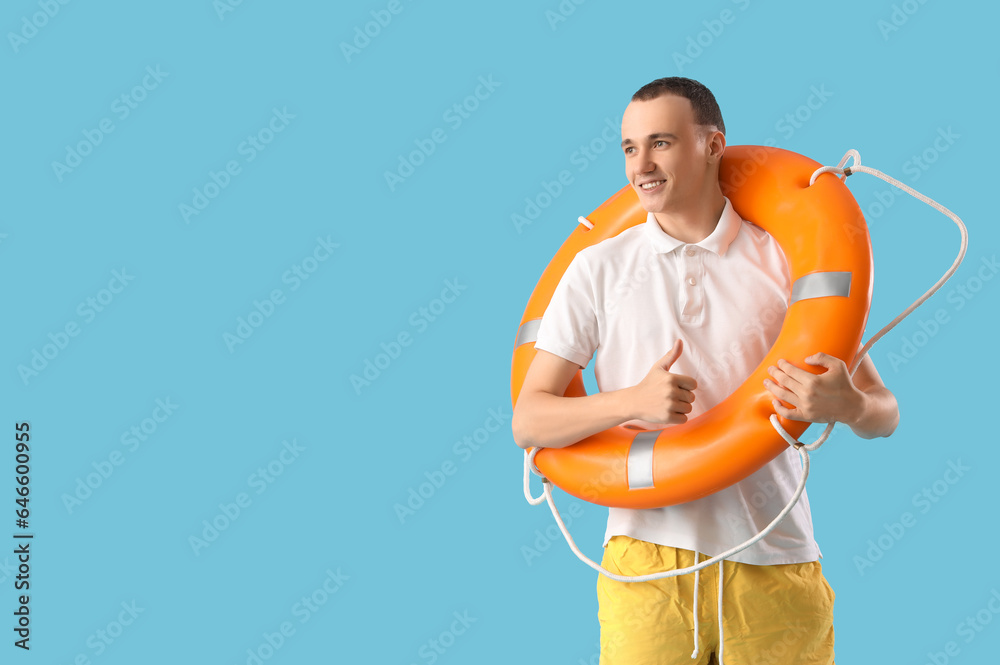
[533,196,821,565]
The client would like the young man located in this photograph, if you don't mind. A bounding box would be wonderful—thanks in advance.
[511,77,898,664]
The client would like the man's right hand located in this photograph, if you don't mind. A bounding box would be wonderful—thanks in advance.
[627,340,697,424]
[513,341,697,450]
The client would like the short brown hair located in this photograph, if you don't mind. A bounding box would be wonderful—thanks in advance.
[631,77,726,136]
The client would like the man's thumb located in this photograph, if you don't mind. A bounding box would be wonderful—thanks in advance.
[658,339,684,371]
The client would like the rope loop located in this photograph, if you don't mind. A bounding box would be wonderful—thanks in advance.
[523,448,549,505]
[527,447,545,479]
[809,148,862,186]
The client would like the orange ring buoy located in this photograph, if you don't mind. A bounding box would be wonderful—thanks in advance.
[510,146,873,509]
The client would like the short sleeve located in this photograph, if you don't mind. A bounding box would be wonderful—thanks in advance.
[533,253,599,369]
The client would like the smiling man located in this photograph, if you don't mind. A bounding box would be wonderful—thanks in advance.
[511,77,898,664]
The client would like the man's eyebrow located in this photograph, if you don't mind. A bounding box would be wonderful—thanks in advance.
[620,132,679,148]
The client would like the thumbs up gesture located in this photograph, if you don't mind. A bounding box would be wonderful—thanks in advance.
[627,340,698,425]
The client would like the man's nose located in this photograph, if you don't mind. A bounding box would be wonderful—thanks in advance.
[635,150,655,173]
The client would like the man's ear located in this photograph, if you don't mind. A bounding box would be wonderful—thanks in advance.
[705,128,726,163]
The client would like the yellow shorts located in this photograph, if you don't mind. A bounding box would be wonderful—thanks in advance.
[597,536,835,665]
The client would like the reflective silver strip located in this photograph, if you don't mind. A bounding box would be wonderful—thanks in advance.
[515,319,542,347]
[627,431,658,490]
[790,271,852,304]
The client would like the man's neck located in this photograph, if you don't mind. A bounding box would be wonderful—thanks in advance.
[652,190,726,244]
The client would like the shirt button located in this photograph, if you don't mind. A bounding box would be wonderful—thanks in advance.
[687,276,696,286]
[686,247,696,256]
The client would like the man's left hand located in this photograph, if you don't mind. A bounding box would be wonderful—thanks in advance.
[763,353,863,425]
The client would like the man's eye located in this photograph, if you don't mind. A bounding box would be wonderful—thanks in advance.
[655,140,668,147]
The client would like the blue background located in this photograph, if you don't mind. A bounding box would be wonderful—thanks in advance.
[2,0,996,663]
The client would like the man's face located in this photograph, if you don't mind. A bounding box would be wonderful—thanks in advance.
[620,94,720,214]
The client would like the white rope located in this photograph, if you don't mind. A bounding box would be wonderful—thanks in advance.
[522,448,546,506]
[578,215,594,230]
[530,445,811,583]
[774,150,968,451]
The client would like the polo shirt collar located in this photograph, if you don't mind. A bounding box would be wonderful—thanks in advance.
[643,196,741,257]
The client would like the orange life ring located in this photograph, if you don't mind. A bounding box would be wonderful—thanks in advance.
[510,146,873,509]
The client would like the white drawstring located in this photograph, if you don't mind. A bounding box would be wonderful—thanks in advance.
[717,560,725,665]
[689,553,725,663]
[690,550,701,659]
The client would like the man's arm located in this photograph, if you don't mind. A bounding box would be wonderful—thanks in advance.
[512,341,697,450]
[764,352,899,439]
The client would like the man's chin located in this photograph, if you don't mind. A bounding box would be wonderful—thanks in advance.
[634,183,676,210]
[633,190,665,213]
[634,195,671,215]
